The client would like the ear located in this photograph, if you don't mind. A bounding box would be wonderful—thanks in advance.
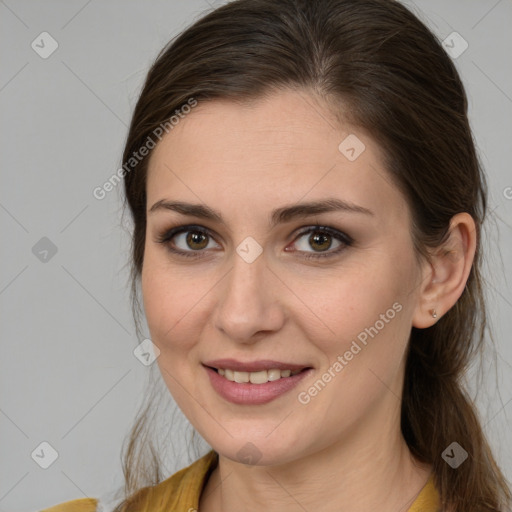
[412,212,477,329]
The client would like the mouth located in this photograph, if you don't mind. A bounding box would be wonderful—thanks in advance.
[202,359,313,405]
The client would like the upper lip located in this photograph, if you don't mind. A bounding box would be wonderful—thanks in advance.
[202,359,311,372]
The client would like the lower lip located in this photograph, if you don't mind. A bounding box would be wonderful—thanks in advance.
[204,365,312,405]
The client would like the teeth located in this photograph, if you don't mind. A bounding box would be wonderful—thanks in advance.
[249,370,268,384]
[267,369,281,381]
[217,368,302,384]
[234,371,249,383]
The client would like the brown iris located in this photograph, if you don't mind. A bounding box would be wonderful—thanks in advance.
[309,231,332,252]
[186,231,209,250]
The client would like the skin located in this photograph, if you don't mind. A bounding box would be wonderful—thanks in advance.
[141,88,476,512]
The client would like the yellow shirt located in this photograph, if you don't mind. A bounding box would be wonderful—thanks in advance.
[40,450,440,511]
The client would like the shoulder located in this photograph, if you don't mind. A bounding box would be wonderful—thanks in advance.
[39,451,218,512]
[39,497,98,512]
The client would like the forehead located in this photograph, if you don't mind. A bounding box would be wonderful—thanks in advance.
[146,89,409,225]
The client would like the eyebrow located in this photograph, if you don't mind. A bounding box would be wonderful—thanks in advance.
[149,198,373,227]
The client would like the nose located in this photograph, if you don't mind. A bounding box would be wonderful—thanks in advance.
[213,250,285,344]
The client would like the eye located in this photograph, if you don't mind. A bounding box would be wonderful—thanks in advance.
[155,225,220,258]
[155,224,353,260]
[288,226,353,259]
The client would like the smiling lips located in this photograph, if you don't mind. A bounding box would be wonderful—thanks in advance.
[202,359,312,404]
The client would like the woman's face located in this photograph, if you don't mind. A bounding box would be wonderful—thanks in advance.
[142,89,426,466]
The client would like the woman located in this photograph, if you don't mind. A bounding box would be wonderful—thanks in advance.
[41,0,511,511]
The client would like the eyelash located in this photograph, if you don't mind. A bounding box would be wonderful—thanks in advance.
[155,224,354,260]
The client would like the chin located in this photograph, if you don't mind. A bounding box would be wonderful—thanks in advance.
[205,430,308,467]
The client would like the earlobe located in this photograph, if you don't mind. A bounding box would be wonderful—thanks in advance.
[412,213,477,329]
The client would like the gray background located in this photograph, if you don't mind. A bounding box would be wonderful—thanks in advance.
[0,1,511,510]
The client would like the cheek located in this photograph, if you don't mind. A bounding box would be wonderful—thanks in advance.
[141,250,192,351]
[141,247,218,362]
[306,259,412,338]
[302,248,417,380]
[292,256,416,436]
[141,232,418,361]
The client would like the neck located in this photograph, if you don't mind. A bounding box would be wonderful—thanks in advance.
[199,397,432,512]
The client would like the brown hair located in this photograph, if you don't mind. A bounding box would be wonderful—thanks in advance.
[114,0,511,510]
